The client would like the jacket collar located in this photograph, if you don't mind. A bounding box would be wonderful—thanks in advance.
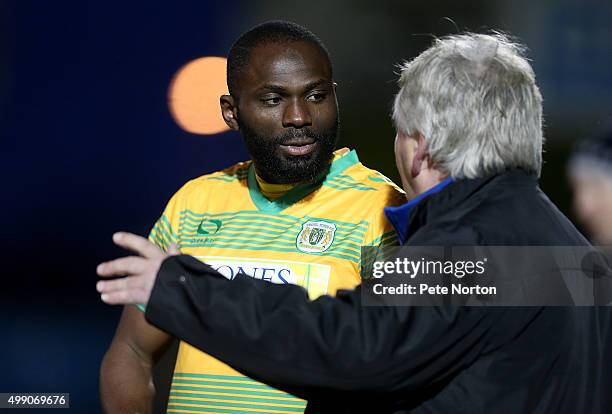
[384,170,539,244]
[384,177,453,245]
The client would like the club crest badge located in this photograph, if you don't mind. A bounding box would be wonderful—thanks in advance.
[296,221,336,253]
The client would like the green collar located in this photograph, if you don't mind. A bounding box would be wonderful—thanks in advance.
[247,149,360,214]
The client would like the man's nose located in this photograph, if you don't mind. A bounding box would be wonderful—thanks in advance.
[282,99,312,128]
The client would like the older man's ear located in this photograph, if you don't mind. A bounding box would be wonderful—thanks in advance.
[394,131,431,196]
[394,131,450,197]
[411,133,429,179]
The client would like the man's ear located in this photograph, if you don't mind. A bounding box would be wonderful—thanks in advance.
[411,133,429,178]
[220,95,239,131]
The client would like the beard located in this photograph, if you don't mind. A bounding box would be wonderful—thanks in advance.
[238,118,339,184]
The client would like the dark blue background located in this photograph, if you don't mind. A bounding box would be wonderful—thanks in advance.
[1,1,248,412]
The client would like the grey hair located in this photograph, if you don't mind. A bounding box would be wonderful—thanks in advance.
[392,32,543,179]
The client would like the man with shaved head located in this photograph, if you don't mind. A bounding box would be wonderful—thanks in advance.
[99,21,404,414]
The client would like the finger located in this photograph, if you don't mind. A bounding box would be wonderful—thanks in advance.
[100,289,146,306]
[112,232,163,259]
[96,275,142,294]
[97,256,147,277]
[168,243,180,256]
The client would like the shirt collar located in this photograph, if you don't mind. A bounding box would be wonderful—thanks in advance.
[384,177,454,245]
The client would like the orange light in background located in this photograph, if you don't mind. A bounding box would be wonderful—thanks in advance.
[168,56,230,135]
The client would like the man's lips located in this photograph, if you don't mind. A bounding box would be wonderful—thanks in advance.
[279,139,317,156]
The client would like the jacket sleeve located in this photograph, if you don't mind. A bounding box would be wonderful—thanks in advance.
[145,254,496,401]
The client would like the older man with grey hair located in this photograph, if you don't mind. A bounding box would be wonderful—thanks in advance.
[392,33,542,187]
[97,33,610,413]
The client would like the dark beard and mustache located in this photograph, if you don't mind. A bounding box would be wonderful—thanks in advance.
[238,118,339,184]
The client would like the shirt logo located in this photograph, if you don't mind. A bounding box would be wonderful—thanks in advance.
[296,220,336,253]
[197,219,222,235]
[196,256,332,299]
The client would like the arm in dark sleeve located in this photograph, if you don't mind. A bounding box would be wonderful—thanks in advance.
[145,255,496,400]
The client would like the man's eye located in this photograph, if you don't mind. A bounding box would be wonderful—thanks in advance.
[306,93,326,102]
[262,97,281,106]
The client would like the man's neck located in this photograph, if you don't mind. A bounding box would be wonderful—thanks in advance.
[410,168,450,198]
[254,173,299,200]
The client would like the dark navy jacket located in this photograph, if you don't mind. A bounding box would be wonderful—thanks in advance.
[146,170,611,413]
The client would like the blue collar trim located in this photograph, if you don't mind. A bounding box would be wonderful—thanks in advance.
[384,177,454,244]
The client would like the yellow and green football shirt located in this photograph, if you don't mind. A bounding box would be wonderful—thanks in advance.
[148,148,405,414]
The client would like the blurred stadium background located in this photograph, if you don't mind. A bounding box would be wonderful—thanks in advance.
[1,0,610,412]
